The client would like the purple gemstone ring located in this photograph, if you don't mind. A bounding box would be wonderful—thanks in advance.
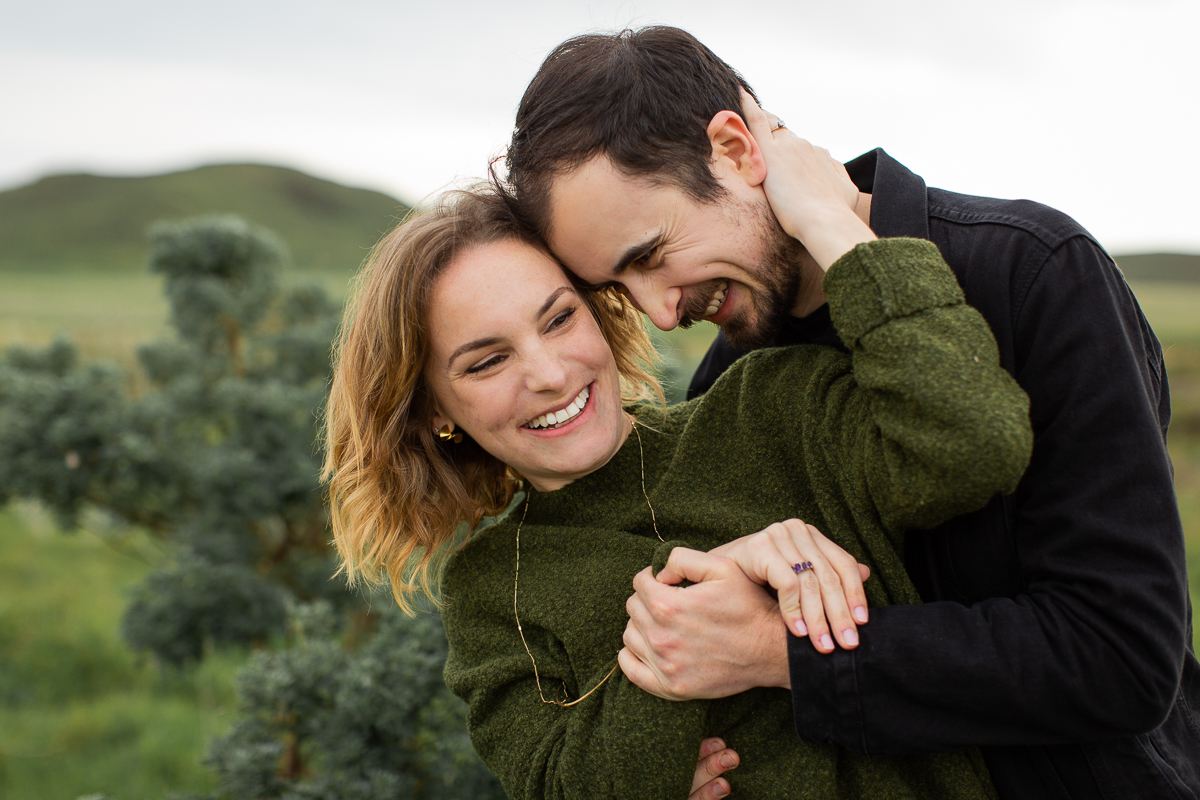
[793,561,813,574]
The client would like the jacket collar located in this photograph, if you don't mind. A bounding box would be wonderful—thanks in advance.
[844,148,930,241]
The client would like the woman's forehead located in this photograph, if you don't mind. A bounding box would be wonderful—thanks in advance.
[428,240,574,349]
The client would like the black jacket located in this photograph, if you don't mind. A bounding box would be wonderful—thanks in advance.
[688,150,1200,800]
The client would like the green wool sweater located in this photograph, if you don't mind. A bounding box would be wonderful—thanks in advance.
[441,239,1032,800]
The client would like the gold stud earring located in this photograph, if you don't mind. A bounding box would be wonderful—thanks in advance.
[436,424,462,444]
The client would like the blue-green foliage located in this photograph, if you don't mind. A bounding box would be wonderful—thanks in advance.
[206,602,503,800]
[0,215,505,797]
[0,215,341,665]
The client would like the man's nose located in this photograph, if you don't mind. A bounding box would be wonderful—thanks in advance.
[625,279,680,332]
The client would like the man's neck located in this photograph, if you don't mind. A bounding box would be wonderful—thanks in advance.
[790,192,873,318]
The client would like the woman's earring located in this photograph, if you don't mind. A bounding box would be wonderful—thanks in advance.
[436,423,462,444]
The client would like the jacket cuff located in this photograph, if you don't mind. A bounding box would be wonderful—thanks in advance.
[824,238,964,347]
[788,628,867,750]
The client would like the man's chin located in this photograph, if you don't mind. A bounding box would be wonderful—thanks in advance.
[720,312,776,351]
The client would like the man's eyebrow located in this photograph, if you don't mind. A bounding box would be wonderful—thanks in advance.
[611,233,665,278]
[446,286,574,369]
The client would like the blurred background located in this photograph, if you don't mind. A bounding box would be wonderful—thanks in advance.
[1,1,1198,798]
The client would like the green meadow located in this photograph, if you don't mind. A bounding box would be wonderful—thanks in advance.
[1,271,1198,800]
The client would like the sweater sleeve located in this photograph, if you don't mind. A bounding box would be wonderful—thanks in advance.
[441,527,707,800]
[788,235,1190,755]
[730,238,1033,536]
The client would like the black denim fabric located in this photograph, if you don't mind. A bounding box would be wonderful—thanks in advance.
[688,150,1200,800]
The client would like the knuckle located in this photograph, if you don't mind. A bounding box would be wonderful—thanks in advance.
[649,597,677,621]
[818,569,843,589]
[647,629,677,654]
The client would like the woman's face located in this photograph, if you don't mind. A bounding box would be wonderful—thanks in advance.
[424,238,630,492]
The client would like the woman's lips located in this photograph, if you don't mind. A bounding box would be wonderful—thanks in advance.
[523,384,592,431]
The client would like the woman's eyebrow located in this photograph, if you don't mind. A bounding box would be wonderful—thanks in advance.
[447,337,503,369]
[445,287,574,369]
[536,286,574,319]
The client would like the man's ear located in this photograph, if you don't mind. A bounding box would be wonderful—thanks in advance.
[706,110,767,187]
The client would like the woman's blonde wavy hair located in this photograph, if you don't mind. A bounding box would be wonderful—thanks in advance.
[324,187,661,613]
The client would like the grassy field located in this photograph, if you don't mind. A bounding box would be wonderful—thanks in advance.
[0,505,244,799]
[0,272,1198,799]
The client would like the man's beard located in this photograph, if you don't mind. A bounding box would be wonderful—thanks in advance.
[679,198,807,351]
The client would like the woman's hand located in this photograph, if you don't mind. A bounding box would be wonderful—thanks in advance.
[689,737,738,799]
[740,90,876,271]
[709,519,871,653]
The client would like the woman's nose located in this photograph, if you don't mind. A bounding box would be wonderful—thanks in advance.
[523,346,569,393]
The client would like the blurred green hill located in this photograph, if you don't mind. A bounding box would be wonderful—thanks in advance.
[1114,253,1200,282]
[0,164,410,274]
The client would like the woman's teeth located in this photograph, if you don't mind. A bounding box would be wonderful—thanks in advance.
[527,386,590,430]
[704,281,729,319]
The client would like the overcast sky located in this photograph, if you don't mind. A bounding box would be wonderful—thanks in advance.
[2,0,1197,253]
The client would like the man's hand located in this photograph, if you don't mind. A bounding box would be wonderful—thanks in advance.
[619,548,790,700]
[689,737,738,800]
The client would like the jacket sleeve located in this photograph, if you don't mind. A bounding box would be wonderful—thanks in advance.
[441,529,707,800]
[787,236,1189,752]
[733,237,1033,536]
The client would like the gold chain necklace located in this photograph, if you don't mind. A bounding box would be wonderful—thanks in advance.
[513,418,662,707]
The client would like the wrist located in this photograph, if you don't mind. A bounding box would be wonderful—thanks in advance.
[793,209,877,272]
[755,608,792,690]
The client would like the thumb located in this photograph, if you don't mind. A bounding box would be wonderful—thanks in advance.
[657,547,733,586]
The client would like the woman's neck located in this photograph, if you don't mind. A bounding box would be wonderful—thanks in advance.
[525,412,634,493]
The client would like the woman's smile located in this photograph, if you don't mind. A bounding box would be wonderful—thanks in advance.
[523,383,593,433]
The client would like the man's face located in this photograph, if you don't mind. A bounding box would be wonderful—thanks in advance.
[545,155,806,350]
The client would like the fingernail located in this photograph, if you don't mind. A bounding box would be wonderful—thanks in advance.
[713,781,730,798]
[820,633,834,650]
[794,619,808,636]
[842,628,859,647]
[854,606,868,623]
[720,752,737,769]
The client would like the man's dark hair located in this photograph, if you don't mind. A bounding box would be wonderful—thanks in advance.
[499,26,758,238]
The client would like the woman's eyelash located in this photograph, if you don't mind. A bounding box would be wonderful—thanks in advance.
[548,307,576,329]
[465,355,504,375]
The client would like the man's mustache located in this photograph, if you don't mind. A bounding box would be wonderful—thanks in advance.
[678,278,728,329]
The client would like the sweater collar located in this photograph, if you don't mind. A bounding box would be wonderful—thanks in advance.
[521,407,662,528]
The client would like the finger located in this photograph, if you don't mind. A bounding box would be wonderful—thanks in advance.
[804,544,861,651]
[698,737,726,759]
[629,567,682,628]
[738,88,773,143]
[688,777,731,800]
[754,529,808,638]
[690,748,740,794]
[621,614,655,665]
[769,526,835,648]
[810,525,870,627]
[656,547,734,586]
[618,647,673,700]
[796,562,835,652]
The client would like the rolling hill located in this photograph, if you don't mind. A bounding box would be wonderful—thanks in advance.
[0,164,411,274]
[1,163,1196,283]
[1113,252,1200,283]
